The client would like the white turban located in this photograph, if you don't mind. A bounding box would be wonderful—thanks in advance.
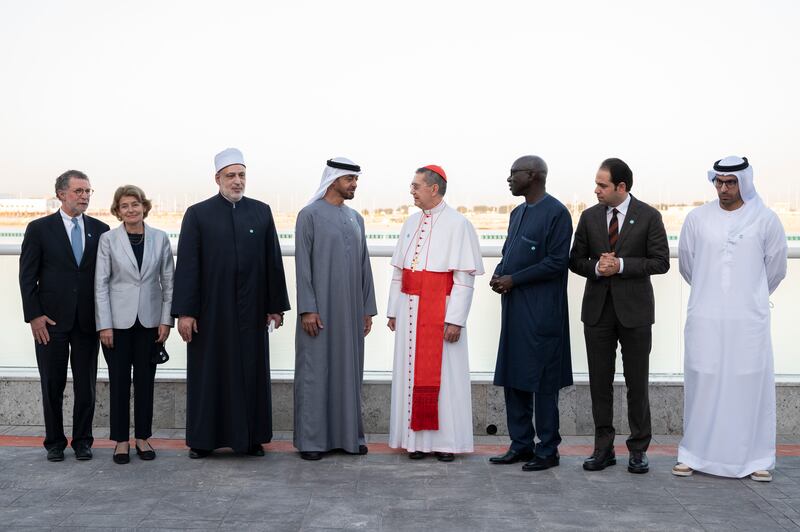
[214,148,246,173]
[707,155,758,203]
[306,157,362,206]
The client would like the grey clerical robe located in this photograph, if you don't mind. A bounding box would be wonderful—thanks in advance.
[293,199,377,453]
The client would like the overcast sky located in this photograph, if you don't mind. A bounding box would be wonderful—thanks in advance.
[1,0,799,211]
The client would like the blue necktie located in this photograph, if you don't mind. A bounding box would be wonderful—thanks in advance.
[70,217,83,265]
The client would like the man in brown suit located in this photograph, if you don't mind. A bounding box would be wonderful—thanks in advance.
[569,158,669,474]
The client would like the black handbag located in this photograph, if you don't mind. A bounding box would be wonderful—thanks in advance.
[151,342,169,365]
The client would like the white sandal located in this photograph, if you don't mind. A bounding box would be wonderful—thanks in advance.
[672,463,693,477]
[750,470,773,482]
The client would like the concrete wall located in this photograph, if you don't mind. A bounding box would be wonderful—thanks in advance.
[4,377,800,435]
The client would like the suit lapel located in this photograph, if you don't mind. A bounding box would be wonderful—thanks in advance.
[593,205,611,253]
[80,216,99,269]
[615,195,640,252]
[114,224,138,271]
[51,212,79,267]
[140,224,155,279]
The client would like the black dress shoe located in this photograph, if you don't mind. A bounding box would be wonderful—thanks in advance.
[435,452,455,462]
[189,448,212,459]
[113,442,130,464]
[74,445,93,461]
[46,448,65,462]
[300,451,322,461]
[113,451,130,465]
[582,449,616,471]
[522,453,560,471]
[628,451,649,474]
[246,444,265,457]
[358,445,368,455]
[135,443,156,461]
[408,451,427,460]
[489,448,534,465]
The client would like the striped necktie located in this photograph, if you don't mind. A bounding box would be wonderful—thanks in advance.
[608,208,619,251]
[70,217,83,265]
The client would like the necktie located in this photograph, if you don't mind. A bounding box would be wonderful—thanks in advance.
[608,208,619,250]
[70,217,83,265]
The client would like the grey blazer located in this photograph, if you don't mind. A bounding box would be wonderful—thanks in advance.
[94,223,175,330]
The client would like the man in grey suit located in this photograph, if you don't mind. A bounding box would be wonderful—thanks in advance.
[569,158,669,474]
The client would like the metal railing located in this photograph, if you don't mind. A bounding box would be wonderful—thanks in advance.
[1,242,798,379]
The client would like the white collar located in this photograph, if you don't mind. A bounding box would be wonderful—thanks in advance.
[59,208,83,223]
[422,200,447,216]
[607,194,631,215]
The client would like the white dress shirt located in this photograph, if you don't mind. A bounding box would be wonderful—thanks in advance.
[59,208,85,249]
[595,193,631,276]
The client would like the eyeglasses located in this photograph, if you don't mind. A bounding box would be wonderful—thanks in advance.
[70,188,94,196]
[713,178,738,189]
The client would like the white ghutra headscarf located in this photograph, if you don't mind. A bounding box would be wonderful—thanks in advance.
[306,157,362,206]
[707,155,758,203]
[707,155,765,236]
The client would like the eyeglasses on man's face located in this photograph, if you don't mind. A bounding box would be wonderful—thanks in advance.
[713,177,738,189]
[69,188,94,196]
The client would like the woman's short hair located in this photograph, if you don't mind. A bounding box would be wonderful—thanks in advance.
[110,185,152,220]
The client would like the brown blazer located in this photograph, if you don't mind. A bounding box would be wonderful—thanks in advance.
[568,195,669,328]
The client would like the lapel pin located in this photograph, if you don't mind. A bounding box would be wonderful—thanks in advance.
[249,229,254,233]
[88,233,92,237]
[628,220,634,224]
[531,246,536,251]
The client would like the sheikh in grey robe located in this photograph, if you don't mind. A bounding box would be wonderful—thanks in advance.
[293,199,377,453]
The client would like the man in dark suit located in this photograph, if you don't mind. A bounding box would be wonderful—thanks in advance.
[19,170,110,462]
[569,158,669,474]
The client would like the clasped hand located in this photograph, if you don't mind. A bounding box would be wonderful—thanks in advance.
[489,274,513,294]
[597,252,620,277]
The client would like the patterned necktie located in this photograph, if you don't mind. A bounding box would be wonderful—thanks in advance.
[608,208,619,250]
[70,217,83,265]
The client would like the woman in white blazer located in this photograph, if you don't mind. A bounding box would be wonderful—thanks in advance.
[95,185,174,464]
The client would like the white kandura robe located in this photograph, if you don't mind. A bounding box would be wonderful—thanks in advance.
[387,201,484,453]
[678,200,787,477]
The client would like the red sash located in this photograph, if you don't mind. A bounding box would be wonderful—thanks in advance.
[401,268,454,431]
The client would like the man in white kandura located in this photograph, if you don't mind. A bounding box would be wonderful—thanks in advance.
[674,156,787,482]
[387,165,484,462]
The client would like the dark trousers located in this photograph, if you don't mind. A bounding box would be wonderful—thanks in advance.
[35,324,99,451]
[584,293,652,453]
[102,322,157,442]
[504,387,561,458]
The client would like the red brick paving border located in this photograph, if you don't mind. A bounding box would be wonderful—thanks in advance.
[5,434,799,457]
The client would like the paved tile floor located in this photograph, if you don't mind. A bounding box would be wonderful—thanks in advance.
[2,428,800,530]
